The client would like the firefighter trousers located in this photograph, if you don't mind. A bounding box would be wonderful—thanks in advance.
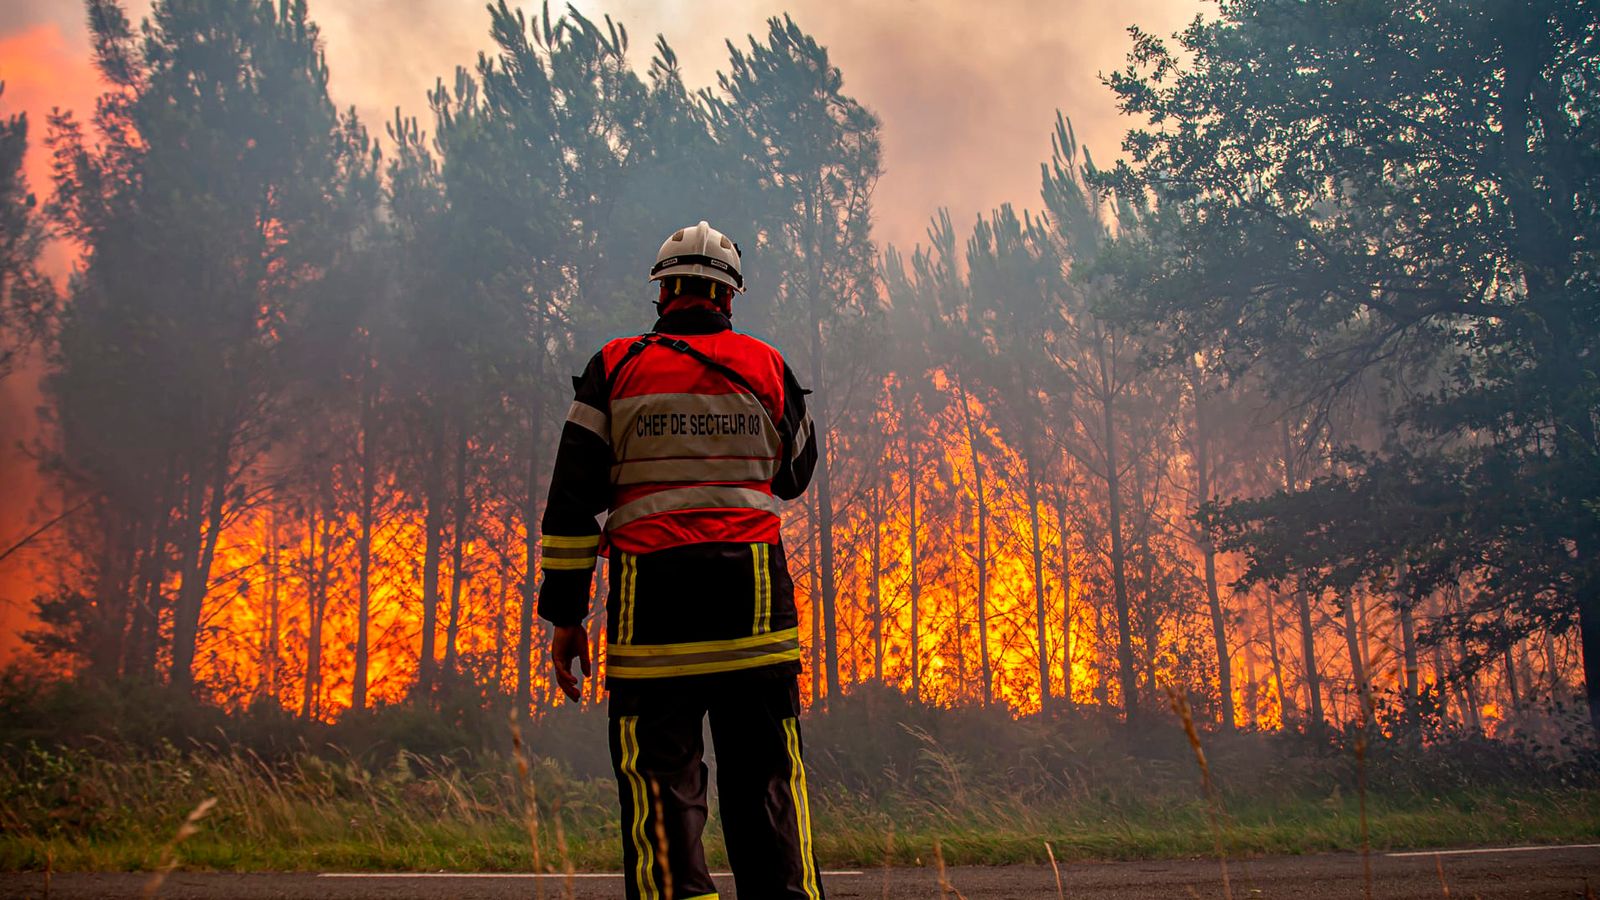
[607,671,824,900]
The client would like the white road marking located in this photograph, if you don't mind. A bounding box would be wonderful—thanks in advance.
[319,871,865,879]
[1387,843,1600,858]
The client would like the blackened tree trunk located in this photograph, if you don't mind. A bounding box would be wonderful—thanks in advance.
[809,301,842,703]
[955,376,993,708]
[1264,592,1295,721]
[1025,453,1049,714]
[905,409,922,703]
[1282,420,1323,730]
[352,379,376,712]
[1191,375,1234,728]
[518,383,544,717]
[870,476,884,684]
[264,511,281,702]
[1341,594,1372,723]
[443,425,470,675]
[302,490,333,721]
[1104,386,1137,720]
[1240,591,1259,727]
[1057,494,1074,708]
[1397,592,1420,716]
[171,440,230,695]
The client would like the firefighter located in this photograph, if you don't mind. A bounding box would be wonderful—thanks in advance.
[537,221,823,899]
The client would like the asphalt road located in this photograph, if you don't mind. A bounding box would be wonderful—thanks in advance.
[3,845,1597,899]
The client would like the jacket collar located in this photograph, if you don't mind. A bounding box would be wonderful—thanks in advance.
[653,306,732,336]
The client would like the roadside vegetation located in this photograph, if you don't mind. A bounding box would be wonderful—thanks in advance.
[3,675,1595,873]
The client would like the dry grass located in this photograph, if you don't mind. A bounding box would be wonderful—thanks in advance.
[140,797,216,898]
[1165,684,1231,900]
[3,689,1598,874]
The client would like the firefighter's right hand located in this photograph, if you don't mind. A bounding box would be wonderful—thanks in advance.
[550,625,590,702]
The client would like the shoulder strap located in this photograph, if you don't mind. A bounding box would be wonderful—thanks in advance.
[603,332,765,401]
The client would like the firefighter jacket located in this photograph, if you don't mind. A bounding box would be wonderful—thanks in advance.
[537,305,818,681]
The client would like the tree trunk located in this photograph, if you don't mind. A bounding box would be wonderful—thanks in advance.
[518,300,547,718]
[1282,420,1323,730]
[1192,378,1234,728]
[302,491,333,721]
[1504,645,1522,712]
[129,469,175,682]
[352,380,376,712]
[417,432,445,699]
[1092,594,1109,707]
[809,310,841,704]
[870,477,884,684]
[443,425,470,676]
[264,511,281,702]
[494,554,508,695]
[1026,453,1050,715]
[1264,592,1295,722]
[1102,384,1138,720]
[955,376,993,707]
[1240,592,1259,728]
[1543,631,1561,703]
[809,491,822,705]
[1397,593,1420,715]
[171,440,230,695]
[1341,594,1372,723]
[906,413,922,703]
[1057,494,1074,709]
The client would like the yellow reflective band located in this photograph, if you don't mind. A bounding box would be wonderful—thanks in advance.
[607,627,800,658]
[751,543,772,635]
[617,553,638,645]
[681,895,719,900]
[542,534,600,550]
[606,647,803,680]
[543,556,596,571]
[784,717,821,900]
[619,717,657,899]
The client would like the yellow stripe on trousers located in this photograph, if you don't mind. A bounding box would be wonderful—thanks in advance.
[751,543,771,634]
[783,717,821,900]
[619,717,658,900]
[617,553,638,645]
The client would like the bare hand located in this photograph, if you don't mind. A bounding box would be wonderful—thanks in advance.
[550,624,590,702]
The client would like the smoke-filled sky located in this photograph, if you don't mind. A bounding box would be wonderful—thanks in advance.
[1,0,1203,252]
[0,0,1203,656]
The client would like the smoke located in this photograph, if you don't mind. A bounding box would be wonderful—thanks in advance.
[316,0,1204,249]
[0,0,1201,660]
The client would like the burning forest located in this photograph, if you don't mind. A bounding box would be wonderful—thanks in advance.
[0,0,1598,887]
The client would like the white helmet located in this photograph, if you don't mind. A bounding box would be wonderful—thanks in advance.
[649,220,744,293]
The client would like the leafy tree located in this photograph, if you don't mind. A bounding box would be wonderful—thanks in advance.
[0,82,52,378]
[42,0,342,692]
[711,15,881,702]
[1106,0,1600,733]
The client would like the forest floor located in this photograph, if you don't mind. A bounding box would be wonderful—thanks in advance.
[3,845,1598,898]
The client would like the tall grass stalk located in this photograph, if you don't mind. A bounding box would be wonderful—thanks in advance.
[1165,684,1232,900]
[140,796,216,899]
[508,710,545,899]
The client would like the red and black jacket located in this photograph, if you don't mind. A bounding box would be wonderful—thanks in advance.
[537,306,817,680]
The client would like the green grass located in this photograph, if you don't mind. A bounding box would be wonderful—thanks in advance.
[3,680,1596,873]
[2,740,1596,872]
